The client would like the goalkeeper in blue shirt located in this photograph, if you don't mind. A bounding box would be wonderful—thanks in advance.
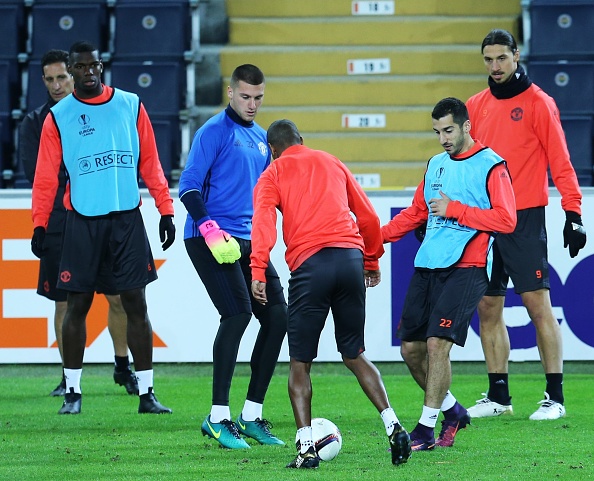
[178,64,287,449]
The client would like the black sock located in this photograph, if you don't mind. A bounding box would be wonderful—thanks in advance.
[114,355,131,372]
[545,373,564,404]
[487,373,511,404]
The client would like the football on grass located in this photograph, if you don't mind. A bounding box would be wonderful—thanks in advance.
[295,417,342,461]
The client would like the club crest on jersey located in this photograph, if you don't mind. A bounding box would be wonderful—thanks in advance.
[510,107,523,122]
[258,142,267,156]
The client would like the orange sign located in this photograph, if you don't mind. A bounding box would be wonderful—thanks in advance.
[0,209,166,348]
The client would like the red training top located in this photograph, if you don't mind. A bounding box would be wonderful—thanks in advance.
[250,144,384,282]
[467,83,582,214]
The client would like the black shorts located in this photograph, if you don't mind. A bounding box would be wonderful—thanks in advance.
[398,267,488,347]
[37,232,68,302]
[184,236,285,319]
[287,248,366,362]
[57,209,157,293]
[486,207,550,296]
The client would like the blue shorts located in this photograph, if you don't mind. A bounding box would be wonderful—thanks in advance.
[58,208,157,293]
[287,248,366,362]
[486,207,550,296]
[398,267,488,347]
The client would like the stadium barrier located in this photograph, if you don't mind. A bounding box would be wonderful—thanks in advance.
[0,188,592,363]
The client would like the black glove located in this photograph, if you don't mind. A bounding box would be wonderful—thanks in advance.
[563,211,586,258]
[159,215,175,251]
[31,226,46,258]
[414,222,427,243]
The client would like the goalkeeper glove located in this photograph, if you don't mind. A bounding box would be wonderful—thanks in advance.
[199,220,241,264]
[563,211,586,258]
[31,226,46,258]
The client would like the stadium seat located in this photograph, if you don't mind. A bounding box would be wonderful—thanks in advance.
[24,60,49,113]
[561,115,593,173]
[29,2,108,59]
[150,115,181,181]
[113,1,190,59]
[0,1,25,60]
[527,61,594,115]
[0,113,14,181]
[528,0,594,59]
[109,61,186,116]
[11,149,32,188]
[0,60,20,115]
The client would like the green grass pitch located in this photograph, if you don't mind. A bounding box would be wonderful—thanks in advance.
[1,362,592,480]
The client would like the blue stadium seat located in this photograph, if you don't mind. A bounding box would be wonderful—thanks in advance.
[575,173,592,186]
[528,61,594,114]
[529,0,594,59]
[561,115,593,173]
[12,146,32,189]
[150,115,181,181]
[0,1,25,60]
[113,1,190,59]
[25,60,49,113]
[0,113,14,180]
[559,114,594,186]
[0,60,20,115]
[109,61,186,116]
[29,2,108,59]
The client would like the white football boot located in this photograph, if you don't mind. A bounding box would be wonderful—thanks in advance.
[529,393,566,421]
[467,393,513,418]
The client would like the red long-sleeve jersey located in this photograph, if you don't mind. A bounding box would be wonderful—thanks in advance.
[467,84,582,214]
[382,141,517,268]
[32,85,173,228]
[250,144,383,282]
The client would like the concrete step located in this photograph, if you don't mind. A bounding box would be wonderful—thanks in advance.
[304,131,435,163]
[188,106,435,185]
[220,74,485,107]
[255,105,433,133]
[229,16,518,46]
[187,112,430,188]
[191,106,435,163]
[344,162,425,189]
[218,45,485,76]
[195,1,522,190]
[226,0,521,17]
[190,104,434,134]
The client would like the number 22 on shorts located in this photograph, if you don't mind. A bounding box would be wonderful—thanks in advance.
[439,318,452,328]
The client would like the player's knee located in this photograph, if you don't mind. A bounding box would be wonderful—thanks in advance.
[258,303,288,335]
[219,312,251,336]
[341,352,369,374]
[400,340,424,365]
[66,292,94,317]
[477,295,504,321]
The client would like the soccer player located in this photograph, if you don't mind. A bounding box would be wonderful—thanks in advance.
[31,41,175,415]
[382,98,516,450]
[20,49,137,397]
[179,64,287,449]
[466,29,587,420]
[250,119,411,469]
